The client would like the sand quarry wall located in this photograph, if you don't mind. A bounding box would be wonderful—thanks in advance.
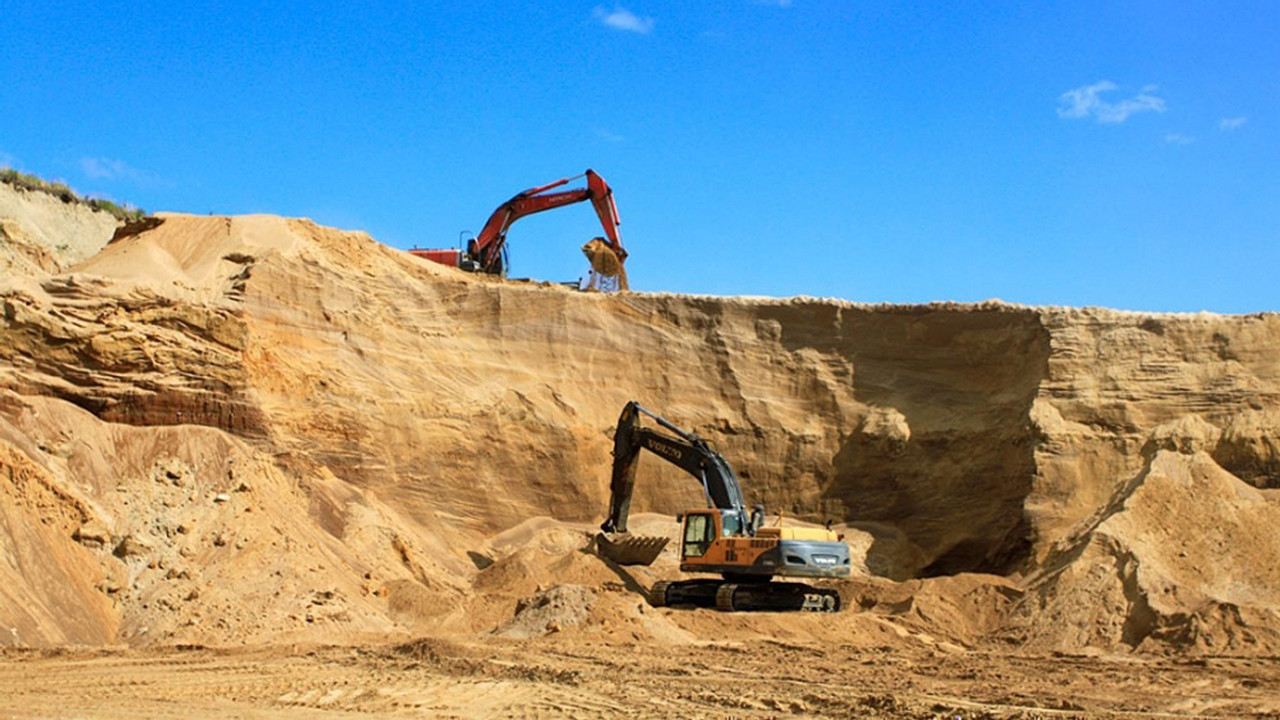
[2,200,1279,653]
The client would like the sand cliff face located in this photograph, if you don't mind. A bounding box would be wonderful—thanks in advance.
[2,200,1278,654]
[0,182,120,275]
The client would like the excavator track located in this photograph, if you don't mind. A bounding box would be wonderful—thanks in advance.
[648,580,671,607]
[651,580,841,613]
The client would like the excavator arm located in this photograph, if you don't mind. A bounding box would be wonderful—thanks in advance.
[601,401,749,535]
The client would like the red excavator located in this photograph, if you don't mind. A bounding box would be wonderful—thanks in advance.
[410,169,627,286]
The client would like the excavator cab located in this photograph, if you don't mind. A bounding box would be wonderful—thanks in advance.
[681,511,717,558]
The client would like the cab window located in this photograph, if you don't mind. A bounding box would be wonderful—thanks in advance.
[683,514,714,557]
[720,512,741,537]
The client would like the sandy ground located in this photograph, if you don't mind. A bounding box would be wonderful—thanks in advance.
[3,638,1279,719]
[4,202,1280,718]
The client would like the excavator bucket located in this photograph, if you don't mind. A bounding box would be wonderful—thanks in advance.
[581,238,629,291]
[595,532,669,566]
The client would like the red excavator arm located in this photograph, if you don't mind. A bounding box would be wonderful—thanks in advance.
[410,169,625,278]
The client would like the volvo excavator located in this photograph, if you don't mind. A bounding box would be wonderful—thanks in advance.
[597,402,850,612]
[409,169,627,289]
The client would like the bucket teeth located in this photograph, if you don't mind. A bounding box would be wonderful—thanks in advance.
[595,532,669,566]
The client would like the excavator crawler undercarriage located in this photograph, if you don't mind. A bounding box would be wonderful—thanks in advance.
[649,579,842,613]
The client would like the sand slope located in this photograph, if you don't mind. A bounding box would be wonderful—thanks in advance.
[2,205,1279,664]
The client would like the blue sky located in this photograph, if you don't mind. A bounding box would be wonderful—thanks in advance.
[3,2,1277,312]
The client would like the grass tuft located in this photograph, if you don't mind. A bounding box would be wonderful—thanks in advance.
[1,168,147,223]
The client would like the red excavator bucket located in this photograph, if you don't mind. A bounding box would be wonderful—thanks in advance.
[595,532,669,566]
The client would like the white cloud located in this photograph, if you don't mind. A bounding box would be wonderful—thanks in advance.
[1057,81,1166,124]
[81,156,130,179]
[1164,133,1195,145]
[1219,116,1248,131]
[594,127,625,143]
[593,5,654,34]
[0,150,17,169]
[80,156,158,186]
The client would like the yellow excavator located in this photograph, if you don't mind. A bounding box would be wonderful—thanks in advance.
[597,402,850,612]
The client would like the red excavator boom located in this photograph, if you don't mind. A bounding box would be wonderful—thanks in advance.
[409,169,626,280]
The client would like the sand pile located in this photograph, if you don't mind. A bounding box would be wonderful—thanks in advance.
[495,585,598,639]
[2,196,1279,656]
[1011,448,1280,654]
